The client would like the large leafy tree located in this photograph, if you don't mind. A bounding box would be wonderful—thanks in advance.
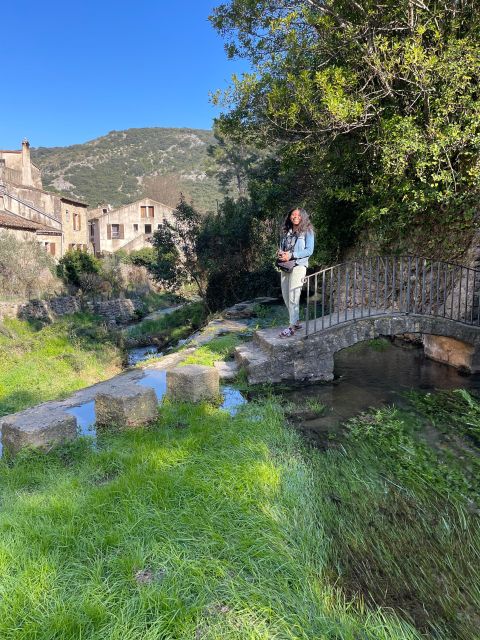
[151,196,209,305]
[210,0,480,257]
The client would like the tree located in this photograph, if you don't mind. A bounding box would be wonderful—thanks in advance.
[151,196,209,305]
[210,0,480,256]
[206,123,266,199]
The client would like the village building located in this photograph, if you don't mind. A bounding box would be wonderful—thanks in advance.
[88,197,175,255]
[0,140,90,257]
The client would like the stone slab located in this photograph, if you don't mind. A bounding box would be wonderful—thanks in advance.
[213,360,239,380]
[166,365,220,403]
[95,384,158,428]
[1,408,78,455]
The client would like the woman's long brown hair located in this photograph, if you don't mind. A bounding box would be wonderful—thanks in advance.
[282,208,314,235]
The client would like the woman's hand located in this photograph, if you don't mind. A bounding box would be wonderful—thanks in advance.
[278,251,292,262]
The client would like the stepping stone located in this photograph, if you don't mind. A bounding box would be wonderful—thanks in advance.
[1,408,77,456]
[95,384,158,428]
[214,360,239,380]
[166,365,220,403]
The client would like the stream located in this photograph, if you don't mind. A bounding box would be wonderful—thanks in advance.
[269,337,480,448]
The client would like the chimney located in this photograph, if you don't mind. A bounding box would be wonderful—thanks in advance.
[21,138,33,186]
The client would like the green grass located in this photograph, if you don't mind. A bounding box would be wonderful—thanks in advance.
[0,314,123,416]
[1,391,479,638]
[0,399,420,640]
[138,291,184,314]
[321,395,480,639]
[305,398,327,415]
[181,334,244,367]
[126,302,208,347]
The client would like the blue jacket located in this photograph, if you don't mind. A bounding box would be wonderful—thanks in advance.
[283,231,315,267]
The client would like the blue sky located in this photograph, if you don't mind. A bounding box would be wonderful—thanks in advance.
[1,1,245,149]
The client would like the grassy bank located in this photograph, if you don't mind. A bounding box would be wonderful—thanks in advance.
[0,314,122,416]
[125,301,208,349]
[0,388,479,638]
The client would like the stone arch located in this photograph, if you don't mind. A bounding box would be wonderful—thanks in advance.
[237,313,480,384]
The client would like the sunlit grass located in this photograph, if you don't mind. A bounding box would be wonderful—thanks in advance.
[181,334,244,367]
[0,399,420,640]
[0,315,122,416]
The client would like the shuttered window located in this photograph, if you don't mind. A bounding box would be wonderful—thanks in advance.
[140,206,154,218]
[108,224,124,239]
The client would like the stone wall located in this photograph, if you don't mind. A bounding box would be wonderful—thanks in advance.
[18,296,81,323]
[0,295,142,326]
[86,298,144,326]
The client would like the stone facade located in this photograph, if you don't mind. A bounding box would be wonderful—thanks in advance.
[0,141,90,257]
[88,198,175,255]
[60,196,89,251]
[0,140,42,189]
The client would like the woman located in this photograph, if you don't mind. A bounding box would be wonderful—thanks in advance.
[277,207,315,338]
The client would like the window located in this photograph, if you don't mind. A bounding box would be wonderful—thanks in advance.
[144,224,152,234]
[73,212,81,231]
[44,242,56,256]
[140,206,154,218]
[65,209,70,222]
[157,224,161,229]
[133,224,138,232]
[107,224,124,239]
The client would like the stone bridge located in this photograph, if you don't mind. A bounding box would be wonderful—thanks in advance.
[235,256,480,383]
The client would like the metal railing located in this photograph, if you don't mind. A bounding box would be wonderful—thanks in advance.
[303,256,480,336]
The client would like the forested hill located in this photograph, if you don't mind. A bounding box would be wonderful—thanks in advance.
[31,127,223,212]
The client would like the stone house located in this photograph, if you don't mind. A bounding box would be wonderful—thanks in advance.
[88,197,175,255]
[0,140,90,257]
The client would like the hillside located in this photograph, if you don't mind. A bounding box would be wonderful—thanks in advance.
[31,127,224,212]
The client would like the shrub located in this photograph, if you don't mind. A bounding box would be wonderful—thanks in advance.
[125,247,157,270]
[0,233,60,300]
[99,254,125,298]
[57,250,100,288]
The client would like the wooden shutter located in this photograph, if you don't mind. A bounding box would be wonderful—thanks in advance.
[148,206,154,218]
[50,243,56,256]
[119,224,125,239]
[107,224,112,239]
[141,206,146,218]
[78,213,81,230]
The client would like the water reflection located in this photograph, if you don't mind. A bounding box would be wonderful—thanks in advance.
[127,346,162,366]
[278,339,480,442]
[66,401,96,436]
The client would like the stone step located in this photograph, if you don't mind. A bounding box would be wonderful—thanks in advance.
[253,326,304,355]
[234,342,275,384]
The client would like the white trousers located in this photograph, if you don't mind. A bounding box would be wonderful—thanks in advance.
[280,265,307,325]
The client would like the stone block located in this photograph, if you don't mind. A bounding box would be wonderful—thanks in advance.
[214,360,239,380]
[423,334,474,371]
[1,409,77,456]
[166,365,220,403]
[95,384,158,428]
